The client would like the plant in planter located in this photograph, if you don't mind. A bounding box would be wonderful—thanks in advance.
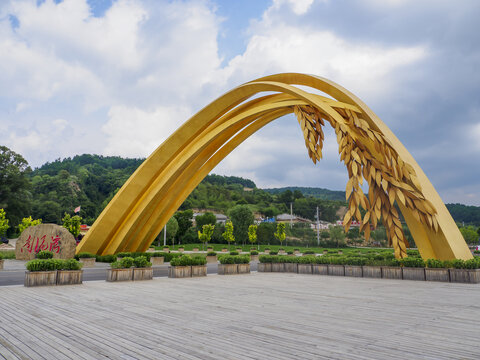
[449,258,480,283]
[236,255,251,274]
[400,257,425,281]
[297,255,315,274]
[258,254,274,272]
[278,248,285,254]
[344,257,366,277]
[218,255,237,275]
[380,258,402,279]
[169,255,193,278]
[222,221,235,251]
[24,258,64,287]
[264,248,271,254]
[229,251,239,256]
[132,256,153,280]
[206,251,217,263]
[178,246,185,252]
[149,252,165,265]
[250,250,259,261]
[425,258,451,282]
[77,252,96,267]
[116,252,131,260]
[96,254,117,263]
[313,255,330,275]
[163,245,170,252]
[107,257,135,282]
[191,256,208,277]
[303,250,315,256]
[57,259,83,285]
[294,248,300,254]
[269,251,278,256]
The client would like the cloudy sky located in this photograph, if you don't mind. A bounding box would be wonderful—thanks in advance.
[0,0,479,205]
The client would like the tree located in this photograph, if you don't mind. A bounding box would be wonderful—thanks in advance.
[174,209,193,241]
[329,225,346,247]
[459,225,479,244]
[248,224,258,249]
[198,224,215,251]
[0,209,9,239]
[0,146,32,235]
[62,213,82,239]
[274,223,286,247]
[18,216,42,233]
[195,212,217,231]
[222,221,235,250]
[228,205,254,246]
[158,217,179,246]
[256,222,275,245]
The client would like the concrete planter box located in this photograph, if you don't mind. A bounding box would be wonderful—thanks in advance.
[257,263,272,272]
[133,267,153,281]
[207,247,213,252]
[79,258,96,268]
[381,266,402,280]
[362,266,382,278]
[264,250,270,254]
[298,264,313,274]
[449,269,480,283]
[178,248,184,253]
[323,250,328,255]
[107,268,133,282]
[303,253,315,256]
[168,265,191,278]
[191,265,207,277]
[192,248,199,252]
[57,270,83,285]
[402,267,426,281]
[163,247,170,253]
[284,263,298,273]
[278,250,285,255]
[0,259,4,270]
[218,264,238,275]
[25,271,57,287]
[313,264,328,275]
[250,255,259,262]
[151,256,164,265]
[237,264,251,274]
[344,265,363,277]
[294,250,300,255]
[272,263,285,272]
[206,255,217,264]
[425,268,450,282]
[328,264,345,276]
[221,248,228,252]
[236,248,243,253]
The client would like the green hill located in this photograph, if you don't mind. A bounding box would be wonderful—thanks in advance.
[263,186,346,201]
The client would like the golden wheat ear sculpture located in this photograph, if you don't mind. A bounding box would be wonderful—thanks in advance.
[76,73,472,261]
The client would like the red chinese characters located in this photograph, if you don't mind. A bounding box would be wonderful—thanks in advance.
[21,234,61,254]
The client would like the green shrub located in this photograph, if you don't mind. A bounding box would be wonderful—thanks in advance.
[236,255,250,264]
[401,257,425,268]
[329,256,347,265]
[303,250,315,255]
[286,251,293,255]
[207,251,217,256]
[0,251,15,259]
[426,259,444,268]
[0,252,3,260]
[170,255,193,266]
[451,259,465,269]
[77,252,95,259]
[315,256,330,264]
[229,251,239,256]
[464,258,480,269]
[110,261,122,269]
[162,245,169,249]
[344,257,367,266]
[269,251,278,256]
[474,250,480,254]
[250,250,259,255]
[36,251,54,259]
[219,255,235,264]
[116,252,131,258]
[96,254,117,263]
[259,255,275,263]
[134,256,152,268]
[192,256,207,266]
[116,257,134,268]
[162,252,182,263]
[150,252,164,258]
[62,259,83,270]
[298,255,316,264]
[26,259,64,271]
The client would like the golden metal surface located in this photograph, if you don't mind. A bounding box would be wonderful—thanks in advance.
[76,73,472,260]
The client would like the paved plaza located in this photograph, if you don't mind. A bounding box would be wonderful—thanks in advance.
[0,273,479,359]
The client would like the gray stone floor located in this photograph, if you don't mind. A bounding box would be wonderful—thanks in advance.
[0,273,479,359]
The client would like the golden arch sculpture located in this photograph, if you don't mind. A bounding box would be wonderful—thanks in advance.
[76,73,472,260]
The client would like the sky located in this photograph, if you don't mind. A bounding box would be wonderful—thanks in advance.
[0,0,479,205]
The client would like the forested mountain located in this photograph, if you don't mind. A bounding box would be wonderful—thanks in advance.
[25,155,343,227]
[263,186,345,201]
[2,149,479,236]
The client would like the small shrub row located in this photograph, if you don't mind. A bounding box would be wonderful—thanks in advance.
[218,255,250,264]
[170,255,207,266]
[26,258,82,272]
[111,256,153,269]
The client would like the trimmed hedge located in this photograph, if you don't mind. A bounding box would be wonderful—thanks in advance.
[170,255,207,266]
[77,252,96,259]
[36,251,54,259]
[26,258,82,271]
[218,255,250,264]
[134,256,152,268]
[96,254,117,263]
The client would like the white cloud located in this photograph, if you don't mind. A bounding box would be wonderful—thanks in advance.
[102,105,192,158]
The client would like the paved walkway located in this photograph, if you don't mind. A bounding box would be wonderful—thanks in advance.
[0,273,479,359]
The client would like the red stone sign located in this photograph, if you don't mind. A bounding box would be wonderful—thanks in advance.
[15,224,76,260]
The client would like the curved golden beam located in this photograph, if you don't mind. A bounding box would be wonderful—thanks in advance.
[77,73,472,260]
